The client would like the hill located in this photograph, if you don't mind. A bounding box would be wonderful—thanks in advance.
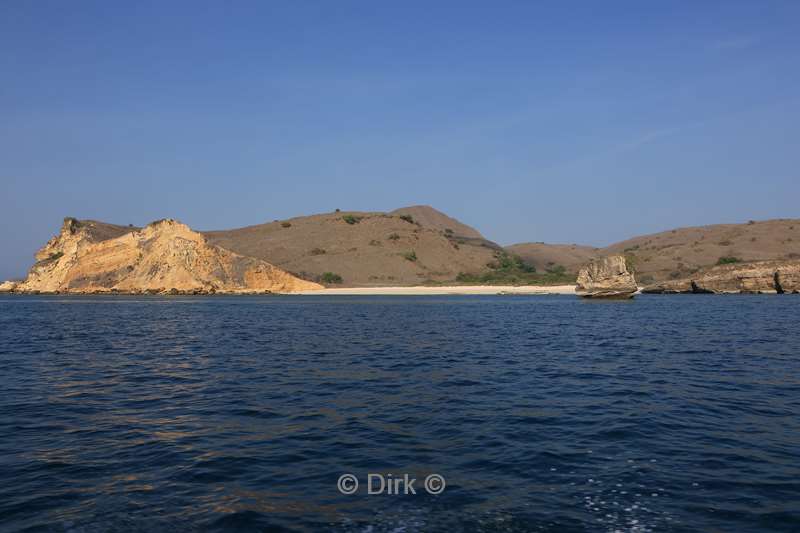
[389,205,485,239]
[504,243,598,275]
[204,207,502,286]
[8,211,799,291]
[603,218,800,284]
[506,218,800,284]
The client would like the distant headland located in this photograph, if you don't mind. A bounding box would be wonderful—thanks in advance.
[1,206,799,295]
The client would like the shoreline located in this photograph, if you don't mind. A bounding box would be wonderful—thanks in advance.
[291,285,577,295]
[0,284,577,296]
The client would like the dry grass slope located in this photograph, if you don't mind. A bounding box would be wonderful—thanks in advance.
[204,206,502,286]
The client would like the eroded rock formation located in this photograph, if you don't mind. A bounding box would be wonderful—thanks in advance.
[3,218,322,294]
[575,255,638,298]
[642,260,800,294]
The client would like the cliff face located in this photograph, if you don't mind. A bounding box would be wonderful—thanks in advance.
[642,260,800,294]
[575,255,638,298]
[3,218,322,294]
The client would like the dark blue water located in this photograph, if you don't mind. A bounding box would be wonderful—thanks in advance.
[1,295,799,532]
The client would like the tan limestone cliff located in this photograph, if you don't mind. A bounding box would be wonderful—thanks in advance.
[642,260,800,294]
[575,255,638,298]
[5,218,322,294]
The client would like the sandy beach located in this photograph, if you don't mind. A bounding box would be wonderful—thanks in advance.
[292,285,577,295]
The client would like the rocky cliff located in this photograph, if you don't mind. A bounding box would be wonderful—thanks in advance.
[575,255,638,298]
[642,260,800,294]
[1,218,322,294]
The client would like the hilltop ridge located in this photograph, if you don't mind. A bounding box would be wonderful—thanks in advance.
[3,209,799,291]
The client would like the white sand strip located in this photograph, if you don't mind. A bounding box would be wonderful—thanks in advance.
[290,285,576,295]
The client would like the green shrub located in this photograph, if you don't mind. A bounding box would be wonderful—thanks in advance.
[281,221,292,228]
[717,256,742,265]
[342,215,362,225]
[319,272,343,284]
[387,233,400,241]
[48,251,64,261]
[453,252,572,286]
[368,240,382,246]
[309,248,326,255]
[717,240,732,246]
[402,250,417,262]
[487,252,536,273]
[399,215,414,224]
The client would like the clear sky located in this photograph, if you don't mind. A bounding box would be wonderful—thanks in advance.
[2,1,799,280]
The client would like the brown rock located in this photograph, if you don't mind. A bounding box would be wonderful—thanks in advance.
[642,260,800,294]
[640,279,693,294]
[691,262,778,293]
[575,255,637,298]
[775,263,800,293]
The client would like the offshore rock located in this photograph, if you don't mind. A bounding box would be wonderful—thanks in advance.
[575,255,637,298]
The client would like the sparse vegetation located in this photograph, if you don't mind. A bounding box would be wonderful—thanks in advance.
[718,240,732,246]
[624,244,640,252]
[309,248,326,255]
[281,221,292,228]
[717,256,742,265]
[402,250,418,262]
[342,215,363,225]
[399,215,414,224]
[624,254,637,272]
[387,233,400,241]
[638,274,655,285]
[454,252,572,285]
[48,251,64,261]
[319,272,343,284]
[444,228,454,235]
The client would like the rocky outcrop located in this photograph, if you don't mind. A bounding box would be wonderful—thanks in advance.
[775,263,800,293]
[4,218,323,294]
[575,255,638,298]
[639,279,693,294]
[0,281,18,293]
[642,260,800,294]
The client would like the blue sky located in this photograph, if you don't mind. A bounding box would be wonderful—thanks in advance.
[1,1,799,279]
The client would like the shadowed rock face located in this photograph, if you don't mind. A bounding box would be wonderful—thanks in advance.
[1,218,322,294]
[642,260,800,294]
[575,255,637,299]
